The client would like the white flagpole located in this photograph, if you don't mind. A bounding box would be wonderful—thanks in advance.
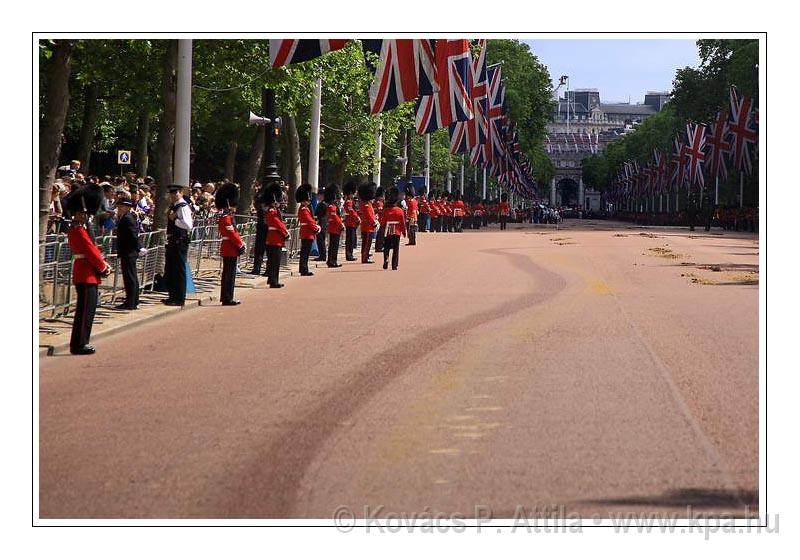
[715,175,719,206]
[174,39,192,187]
[459,155,464,194]
[424,133,431,195]
[308,77,322,192]
[482,168,487,199]
[372,121,382,185]
[739,173,744,208]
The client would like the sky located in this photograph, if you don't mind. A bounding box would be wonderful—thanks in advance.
[522,40,701,104]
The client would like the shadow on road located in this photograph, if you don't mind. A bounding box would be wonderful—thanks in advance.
[580,488,758,511]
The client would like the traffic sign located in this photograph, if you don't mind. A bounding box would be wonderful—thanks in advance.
[117,150,132,165]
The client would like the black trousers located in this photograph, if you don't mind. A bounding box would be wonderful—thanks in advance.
[500,216,508,230]
[345,227,357,260]
[300,238,313,273]
[375,225,386,252]
[251,224,266,274]
[361,232,373,262]
[165,240,188,304]
[120,254,139,307]
[383,234,400,269]
[455,216,463,232]
[419,214,429,232]
[266,244,282,286]
[407,223,417,245]
[327,233,341,265]
[70,283,98,351]
[221,255,237,303]
[315,228,327,260]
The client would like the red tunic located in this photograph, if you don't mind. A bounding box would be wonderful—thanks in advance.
[419,198,430,214]
[429,201,441,218]
[326,204,344,235]
[266,208,289,247]
[498,202,510,216]
[382,206,407,237]
[297,205,318,241]
[374,199,385,224]
[406,198,419,221]
[344,198,360,228]
[452,200,465,217]
[218,212,244,257]
[360,202,377,233]
[68,225,107,284]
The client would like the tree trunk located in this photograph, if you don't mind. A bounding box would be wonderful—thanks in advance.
[76,82,100,175]
[39,39,75,243]
[239,128,265,215]
[404,128,413,183]
[154,40,178,231]
[284,115,302,216]
[135,106,151,178]
[225,138,238,182]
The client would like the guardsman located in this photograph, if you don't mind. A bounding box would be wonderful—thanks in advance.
[374,186,386,253]
[342,181,360,261]
[64,184,112,355]
[701,189,714,232]
[418,191,430,233]
[296,183,320,277]
[250,181,267,275]
[444,193,454,232]
[264,182,289,288]
[429,191,441,232]
[163,185,193,306]
[498,193,510,230]
[358,181,378,264]
[687,187,698,231]
[404,184,418,246]
[325,184,344,267]
[113,192,142,310]
[216,182,246,305]
[452,191,465,233]
[381,186,407,271]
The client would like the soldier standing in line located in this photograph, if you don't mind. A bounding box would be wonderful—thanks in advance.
[216,183,246,305]
[64,184,112,355]
[358,182,378,264]
[342,181,360,262]
[452,191,465,233]
[404,184,418,246]
[295,184,320,277]
[381,186,407,271]
[264,182,289,288]
[418,191,430,233]
[325,184,344,268]
[498,193,510,230]
[113,192,143,310]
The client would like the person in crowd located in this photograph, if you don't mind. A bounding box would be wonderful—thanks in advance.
[250,181,268,275]
[314,187,328,262]
[325,184,344,268]
[264,182,289,288]
[404,184,418,246]
[358,182,378,264]
[498,193,510,230]
[343,181,360,262]
[381,187,407,271]
[64,183,112,355]
[163,185,193,306]
[295,184,320,277]
[98,183,116,235]
[113,192,143,310]
[216,182,246,305]
[418,191,430,233]
[374,186,386,253]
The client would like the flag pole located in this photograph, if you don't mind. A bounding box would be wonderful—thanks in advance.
[459,154,464,194]
[424,133,431,196]
[715,175,719,207]
[372,121,382,185]
[308,76,322,192]
[482,168,487,199]
[739,172,744,208]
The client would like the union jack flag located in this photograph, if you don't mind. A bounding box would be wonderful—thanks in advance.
[728,85,758,175]
[362,39,437,115]
[269,39,350,69]
[669,137,684,191]
[416,39,473,134]
[685,122,707,188]
[705,110,731,181]
[449,40,488,154]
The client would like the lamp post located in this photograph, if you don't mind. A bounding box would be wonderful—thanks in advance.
[262,88,282,184]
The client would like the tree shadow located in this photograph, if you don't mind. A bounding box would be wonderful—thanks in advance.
[581,488,758,511]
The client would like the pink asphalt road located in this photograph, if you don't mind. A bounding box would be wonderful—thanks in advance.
[39,221,759,519]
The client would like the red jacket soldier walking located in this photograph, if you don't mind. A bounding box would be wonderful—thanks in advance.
[216,183,246,305]
[64,184,112,355]
[405,184,418,246]
[295,184,320,277]
[382,187,407,271]
[342,181,360,261]
[264,182,289,288]
[452,192,466,233]
[358,182,378,264]
[498,193,510,230]
[325,184,344,268]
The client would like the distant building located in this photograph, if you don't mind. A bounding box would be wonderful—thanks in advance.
[545,89,670,208]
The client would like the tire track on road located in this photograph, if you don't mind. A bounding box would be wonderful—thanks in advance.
[221,248,567,518]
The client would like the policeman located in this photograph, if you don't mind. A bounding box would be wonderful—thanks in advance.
[216,183,246,305]
[64,184,112,355]
[163,185,193,306]
[113,192,143,310]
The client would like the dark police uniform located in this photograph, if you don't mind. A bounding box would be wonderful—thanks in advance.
[114,204,141,309]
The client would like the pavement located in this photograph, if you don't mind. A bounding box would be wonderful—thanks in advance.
[37,220,759,519]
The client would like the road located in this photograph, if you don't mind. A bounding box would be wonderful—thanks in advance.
[39,220,759,519]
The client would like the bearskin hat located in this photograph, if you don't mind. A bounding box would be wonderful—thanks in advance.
[404,183,416,198]
[358,181,377,202]
[64,183,103,215]
[295,183,313,203]
[261,181,283,205]
[501,192,508,202]
[453,191,461,201]
[385,186,400,207]
[324,183,340,204]
[214,182,239,209]
[375,186,384,199]
[342,180,358,197]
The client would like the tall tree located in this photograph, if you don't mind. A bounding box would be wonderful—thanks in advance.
[155,40,178,230]
[75,82,100,174]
